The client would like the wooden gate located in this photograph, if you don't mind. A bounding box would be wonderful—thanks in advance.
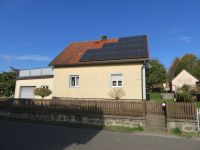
[145,101,166,132]
[145,101,163,114]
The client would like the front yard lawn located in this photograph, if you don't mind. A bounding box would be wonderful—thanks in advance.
[148,92,174,102]
[197,102,200,108]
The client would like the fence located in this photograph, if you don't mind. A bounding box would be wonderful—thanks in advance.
[166,102,197,120]
[0,98,145,117]
[0,98,198,120]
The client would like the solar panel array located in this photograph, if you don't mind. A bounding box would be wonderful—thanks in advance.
[79,35,149,62]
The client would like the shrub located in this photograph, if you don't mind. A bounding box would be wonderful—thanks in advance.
[195,83,200,94]
[171,127,182,135]
[34,88,52,99]
[177,91,196,102]
[108,88,125,100]
[181,84,191,92]
[177,84,197,102]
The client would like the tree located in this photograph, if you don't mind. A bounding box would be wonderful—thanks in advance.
[175,54,199,79]
[147,59,167,91]
[0,68,19,97]
[192,60,200,80]
[168,57,180,81]
[34,88,52,99]
[168,54,200,81]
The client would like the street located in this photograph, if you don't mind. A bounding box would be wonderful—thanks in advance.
[0,120,199,150]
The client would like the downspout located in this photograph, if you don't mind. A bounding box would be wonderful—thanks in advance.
[141,61,147,101]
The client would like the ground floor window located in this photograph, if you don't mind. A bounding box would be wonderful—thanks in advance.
[111,74,123,87]
[69,75,79,87]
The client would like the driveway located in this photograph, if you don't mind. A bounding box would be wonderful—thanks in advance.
[0,120,199,150]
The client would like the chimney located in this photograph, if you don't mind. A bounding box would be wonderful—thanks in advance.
[101,35,107,41]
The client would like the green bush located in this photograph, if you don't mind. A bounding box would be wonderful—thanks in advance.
[181,84,191,92]
[177,84,197,102]
[34,88,52,99]
[178,91,196,102]
[171,127,182,135]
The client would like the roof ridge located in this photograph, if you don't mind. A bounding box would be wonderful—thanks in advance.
[70,38,117,44]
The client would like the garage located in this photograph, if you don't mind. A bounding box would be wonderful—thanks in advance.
[20,86,36,99]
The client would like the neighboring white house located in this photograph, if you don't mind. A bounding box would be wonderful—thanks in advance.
[14,67,54,99]
[171,69,199,91]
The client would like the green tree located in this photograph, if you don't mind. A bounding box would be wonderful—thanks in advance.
[193,60,200,80]
[175,54,199,79]
[34,88,52,99]
[147,59,167,91]
[168,57,180,81]
[0,68,18,97]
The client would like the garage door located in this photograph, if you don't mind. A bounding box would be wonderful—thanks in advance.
[20,86,36,99]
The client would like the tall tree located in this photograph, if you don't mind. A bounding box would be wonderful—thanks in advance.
[174,54,200,79]
[193,60,200,80]
[0,68,19,97]
[168,57,180,81]
[147,59,167,91]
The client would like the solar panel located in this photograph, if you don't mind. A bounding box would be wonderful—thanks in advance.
[118,35,147,42]
[102,40,147,48]
[79,35,149,62]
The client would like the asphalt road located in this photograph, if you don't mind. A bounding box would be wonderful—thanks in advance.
[0,120,199,150]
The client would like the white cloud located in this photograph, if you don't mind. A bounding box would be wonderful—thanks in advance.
[175,36,192,43]
[168,36,192,44]
[0,54,51,62]
[169,27,180,33]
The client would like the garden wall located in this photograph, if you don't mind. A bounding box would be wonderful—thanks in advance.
[0,111,145,128]
[167,119,197,132]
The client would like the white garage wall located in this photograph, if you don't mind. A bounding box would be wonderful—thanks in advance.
[15,78,53,99]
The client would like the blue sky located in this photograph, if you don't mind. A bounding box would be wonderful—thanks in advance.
[0,0,200,71]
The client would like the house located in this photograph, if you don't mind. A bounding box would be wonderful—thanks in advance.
[14,35,150,100]
[171,69,199,91]
[14,67,54,99]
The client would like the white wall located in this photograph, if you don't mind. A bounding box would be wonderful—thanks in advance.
[14,78,54,99]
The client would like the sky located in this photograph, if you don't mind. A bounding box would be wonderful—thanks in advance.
[0,0,200,71]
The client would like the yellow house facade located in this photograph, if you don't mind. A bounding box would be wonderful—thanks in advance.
[53,63,144,99]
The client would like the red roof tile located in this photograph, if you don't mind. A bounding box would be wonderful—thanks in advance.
[49,39,118,66]
[50,35,150,67]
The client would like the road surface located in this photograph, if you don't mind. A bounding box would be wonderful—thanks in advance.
[0,120,199,150]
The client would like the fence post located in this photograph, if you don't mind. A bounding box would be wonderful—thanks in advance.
[144,101,147,116]
[197,108,200,132]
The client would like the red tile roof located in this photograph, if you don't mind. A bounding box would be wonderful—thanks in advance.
[49,35,150,67]
[49,39,118,66]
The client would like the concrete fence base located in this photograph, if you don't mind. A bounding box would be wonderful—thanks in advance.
[0,111,145,128]
[167,119,198,132]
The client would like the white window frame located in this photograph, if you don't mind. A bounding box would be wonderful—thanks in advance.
[111,73,123,87]
[41,85,49,89]
[69,75,79,88]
